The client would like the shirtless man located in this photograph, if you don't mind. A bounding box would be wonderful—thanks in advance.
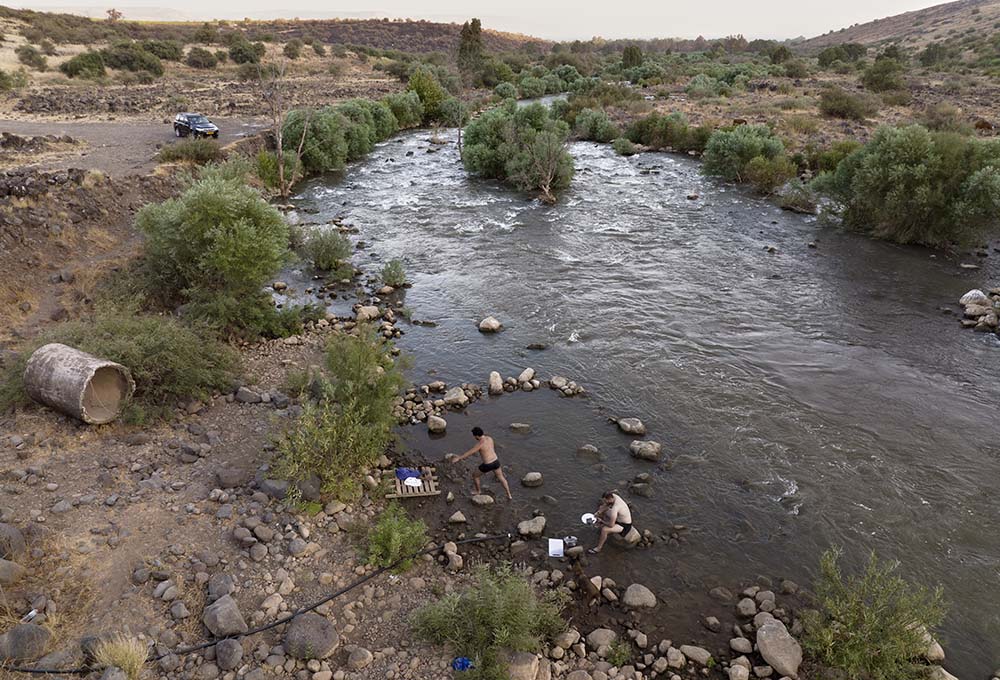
[449,427,513,500]
[589,490,633,554]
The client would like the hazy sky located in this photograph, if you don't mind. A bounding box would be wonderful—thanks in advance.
[22,0,948,40]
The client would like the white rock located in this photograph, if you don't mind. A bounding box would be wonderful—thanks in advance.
[756,619,802,678]
[679,645,712,666]
[617,418,646,435]
[479,316,502,333]
[517,516,546,538]
[729,666,750,680]
[448,511,466,523]
[549,376,568,390]
[959,289,988,306]
[489,371,504,395]
[356,306,380,323]
[427,415,447,433]
[629,440,662,461]
[622,583,657,608]
[443,386,469,407]
[518,367,535,383]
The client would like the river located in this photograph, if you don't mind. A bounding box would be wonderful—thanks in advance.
[288,130,1000,677]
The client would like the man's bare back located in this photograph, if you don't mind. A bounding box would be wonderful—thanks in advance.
[449,427,512,500]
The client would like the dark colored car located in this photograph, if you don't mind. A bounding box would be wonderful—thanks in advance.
[173,113,219,139]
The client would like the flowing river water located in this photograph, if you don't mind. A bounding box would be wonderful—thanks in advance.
[287,130,1000,677]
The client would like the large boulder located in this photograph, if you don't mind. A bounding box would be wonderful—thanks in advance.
[959,289,988,306]
[284,612,340,659]
[0,623,51,662]
[489,371,504,395]
[427,415,447,433]
[586,628,616,649]
[202,595,248,638]
[506,651,539,680]
[617,418,646,435]
[629,440,662,461]
[0,523,26,560]
[355,306,380,323]
[756,619,802,678]
[518,516,546,538]
[443,386,469,407]
[478,316,502,333]
[622,583,657,608]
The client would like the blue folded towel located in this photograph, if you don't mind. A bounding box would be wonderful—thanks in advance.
[395,467,421,481]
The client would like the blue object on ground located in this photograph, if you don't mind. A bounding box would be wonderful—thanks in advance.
[452,657,473,671]
[395,467,421,481]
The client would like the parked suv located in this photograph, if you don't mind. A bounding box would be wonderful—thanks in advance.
[173,113,219,139]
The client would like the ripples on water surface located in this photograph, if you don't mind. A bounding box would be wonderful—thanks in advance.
[292,131,1000,676]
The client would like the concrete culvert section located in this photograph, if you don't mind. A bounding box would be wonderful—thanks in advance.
[23,343,135,424]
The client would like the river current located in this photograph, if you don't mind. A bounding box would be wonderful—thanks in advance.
[289,130,1000,677]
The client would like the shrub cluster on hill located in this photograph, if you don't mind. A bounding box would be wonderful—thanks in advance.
[59,51,105,79]
[185,47,217,69]
[813,124,1000,246]
[463,101,575,202]
[819,87,879,121]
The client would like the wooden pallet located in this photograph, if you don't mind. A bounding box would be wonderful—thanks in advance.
[385,466,441,499]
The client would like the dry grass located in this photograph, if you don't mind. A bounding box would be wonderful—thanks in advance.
[92,634,148,680]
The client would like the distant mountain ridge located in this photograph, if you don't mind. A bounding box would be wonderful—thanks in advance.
[796,0,1000,50]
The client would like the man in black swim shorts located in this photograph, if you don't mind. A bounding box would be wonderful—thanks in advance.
[449,426,513,500]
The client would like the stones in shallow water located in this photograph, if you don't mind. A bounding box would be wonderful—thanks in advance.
[489,371,504,395]
[521,472,543,487]
[629,440,662,461]
[443,386,469,407]
[622,583,657,608]
[510,422,531,433]
[617,418,646,435]
[517,516,546,538]
[427,415,447,433]
[478,316,502,333]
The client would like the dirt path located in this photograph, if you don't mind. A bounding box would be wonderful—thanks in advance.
[0,116,267,176]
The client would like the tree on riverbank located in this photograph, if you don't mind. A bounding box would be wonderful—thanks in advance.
[463,101,574,202]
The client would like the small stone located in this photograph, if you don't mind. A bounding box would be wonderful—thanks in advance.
[517,516,546,538]
[216,639,243,670]
[629,440,662,461]
[731,637,753,654]
[347,647,373,670]
[521,472,543,487]
[622,583,657,608]
[427,415,447,433]
[471,494,494,506]
[479,316,502,333]
[285,612,339,659]
[448,511,467,524]
[202,595,247,637]
[617,418,646,435]
[678,645,711,666]
[736,597,758,617]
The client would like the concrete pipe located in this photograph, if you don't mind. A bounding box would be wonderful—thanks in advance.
[23,343,135,424]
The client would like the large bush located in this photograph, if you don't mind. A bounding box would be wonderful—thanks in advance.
[158,138,223,164]
[802,548,946,680]
[366,503,427,572]
[0,303,237,423]
[408,66,447,123]
[813,125,1000,246]
[463,101,574,202]
[100,42,163,76]
[862,57,906,92]
[703,124,787,183]
[303,229,351,273]
[59,51,106,79]
[136,176,291,334]
[494,81,516,99]
[412,566,567,680]
[383,91,423,129]
[229,39,265,64]
[517,76,546,98]
[819,87,878,120]
[283,107,349,174]
[574,108,619,142]
[626,111,710,153]
[185,47,217,69]
[16,44,46,70]
[140,39,182,61]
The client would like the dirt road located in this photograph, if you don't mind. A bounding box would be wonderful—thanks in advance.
[0,116,267,176]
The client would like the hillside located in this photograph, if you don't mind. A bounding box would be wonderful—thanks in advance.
[797,0,1000,50]
[0,7,550,54]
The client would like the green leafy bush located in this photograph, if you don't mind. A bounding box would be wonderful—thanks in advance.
[919,103,973,134]
[783,59,809,78]
[412,566,567,680]
[818,43,867,68]
[253,150,301,190]
[819,87,878,120]
[140,39,183,61]
[463,101,574,201]
[744,155,797,194]
[60,49,101,80]
[273,330,406,499]
[100,42,163,76]
[283,39,302,60]
[408,66,447,123]
[381,259,406,287]
[229,39,265,64]
[185,47,217,69]
[686,73,727,98]
[136,176,291,335]
[383,91,424,129]
[283,107,349,174]
[612,137,637,156]
[15,44,46,70]
[494,81,516,99]
[703,124,786,183]
[518,76,546,98]
[574,108,619,142]
[366,503,428,572]
[815,140,862,173]
[626,111,711,153]
[304,229,351,272]
[0,303,237,423]
[802,548,946,680]
[0,68,29,91]
[812,125,1000,246]
[158,138,223,164]
[863,57,906,92]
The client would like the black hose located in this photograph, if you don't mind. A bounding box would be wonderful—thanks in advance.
[1,532,511,676]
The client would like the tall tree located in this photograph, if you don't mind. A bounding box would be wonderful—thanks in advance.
[457,18,484,80]
[622,44,643,69]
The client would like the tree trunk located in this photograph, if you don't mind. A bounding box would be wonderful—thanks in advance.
[23,343,135,424]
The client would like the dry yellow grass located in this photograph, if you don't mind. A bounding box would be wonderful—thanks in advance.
[92,634,148,680]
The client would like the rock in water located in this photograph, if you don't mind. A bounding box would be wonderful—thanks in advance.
[427,415,447,433]
[521,472,543,487]
[622,583,657,608]
[517,367,535,383]
[489,371,504,395]
[959,289,988,306]
[518,516,546,538]
[443,386,469,407]
[478,316,502,333]
[617,418,646,435]
[356,306,380,322]
[629,440,662,461]
[549,376,568,390]
[284,612,340,659]
[756,619,802,678]
[202,595,248,637]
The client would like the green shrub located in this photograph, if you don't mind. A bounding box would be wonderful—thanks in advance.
[606,640,632,668]
[783,59,809,78]
[744,154,797,194]
[214,50,227,64]
[381,259,406,287]
[0,68,29,91]
[283,39,302,60]
[366,503,427,572]
[802,548,946,680]
[686,73,726,98]
[136,176,291,335]
[494,81,516,99]
[311,40,325,56]
[100,42,163,76]
[0,303,237,423]
[158,139,223,164]
[574,108,619,142]
[38,39,56,56]
[703,124,785,183]
[229,39,265,64]
[818,87,878,120]
[383,91,423,129]
[612,137,636,156]
[412,565,567,680]
[273,330,406,499]
[304,229,351,271]
[185,47,217,69]
[863,58,906,92]
[283,107,349,174]
[408,66,447,123]
[463,101,574,202]
[919,103,973,134]
[518,76,546,98]
[15,44,46,70]
[813,125,1000,246]
[816,139,862,173]
[818,43,866,68]
[254,150,302,189]
[140,39,183,61]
